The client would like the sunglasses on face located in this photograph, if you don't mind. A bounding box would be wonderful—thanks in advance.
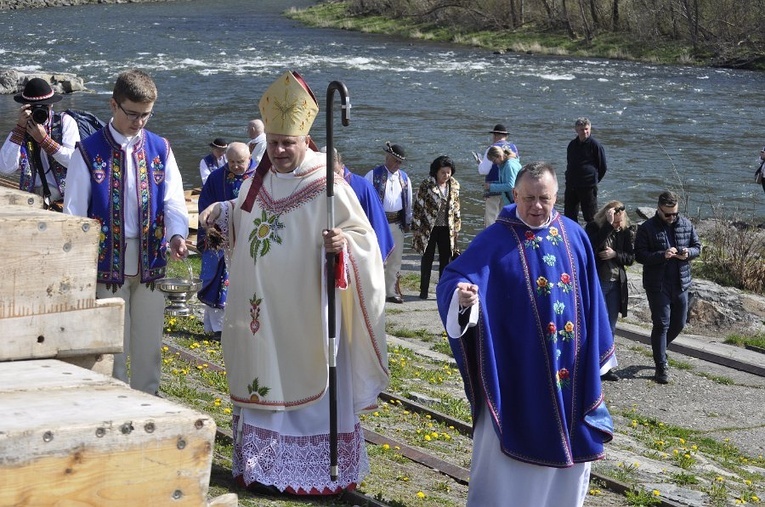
[613,206,625,213]
[661,210,679,218]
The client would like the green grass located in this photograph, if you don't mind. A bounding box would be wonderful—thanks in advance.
[724,333,765,350]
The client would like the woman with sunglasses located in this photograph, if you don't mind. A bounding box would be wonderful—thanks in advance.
[585,200,635,381]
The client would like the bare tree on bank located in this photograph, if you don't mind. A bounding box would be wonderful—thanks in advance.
[348,0,765,67]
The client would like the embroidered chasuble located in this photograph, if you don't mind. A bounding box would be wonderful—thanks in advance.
[437,204,614,468]
[221,149,388,412]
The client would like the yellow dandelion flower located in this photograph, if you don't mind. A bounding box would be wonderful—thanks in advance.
[679,438,686,445]
[431,431,439,439]
[652,490,660,497]
[223,408,232,414]
[382,443,390,450]
[373,411,380,417]
[394,445,401,450]
[751,495,759,502]
[403,410,410,415]
[162,346,169,352]
[214,399,222,406]
[425,414,431,419]
[416,491,426,499]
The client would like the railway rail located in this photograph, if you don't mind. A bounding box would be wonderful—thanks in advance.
[161,338,712,507]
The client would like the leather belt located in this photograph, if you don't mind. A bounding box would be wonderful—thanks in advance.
[386,211,402,223]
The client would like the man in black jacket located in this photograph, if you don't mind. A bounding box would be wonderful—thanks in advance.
[635,191,701,384]
[565,117,607,224]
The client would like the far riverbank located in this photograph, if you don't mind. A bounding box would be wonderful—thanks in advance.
[287,1,765,71]
[0,0,176,9]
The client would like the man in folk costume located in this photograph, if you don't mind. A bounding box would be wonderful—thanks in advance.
[198,71,388,495]
[197,142,256,338]
[326,147,395,263]
[199,137,228,185]
[0,77,80,206]
[64,69,189,395]
[365,142,412,304]
[436,162,615,507]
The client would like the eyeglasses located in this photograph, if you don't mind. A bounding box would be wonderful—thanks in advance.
[614,206,625,212]
[117,102,153,122]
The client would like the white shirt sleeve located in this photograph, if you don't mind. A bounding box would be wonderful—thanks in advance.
[0,132,21,175]
[200,158,210,185]
[51,113,81,168]
[444,288,479,337]
[477,147,492,175]
[164,147,190,240]
[405,173,414,224]
[62,147,91,217]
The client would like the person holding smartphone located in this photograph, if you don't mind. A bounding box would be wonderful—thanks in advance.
[634,191,701,384]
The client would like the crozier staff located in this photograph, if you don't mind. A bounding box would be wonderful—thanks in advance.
[199,70,388,495]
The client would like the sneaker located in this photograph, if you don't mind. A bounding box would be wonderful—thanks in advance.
[601,369,620,382]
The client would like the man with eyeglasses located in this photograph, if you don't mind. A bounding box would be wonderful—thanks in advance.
[64,69,189,395]
[634,191,701,384]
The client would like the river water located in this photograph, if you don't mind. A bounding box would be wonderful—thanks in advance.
[2,0,764,240]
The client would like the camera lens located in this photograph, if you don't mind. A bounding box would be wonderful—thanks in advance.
[31,105,49,124]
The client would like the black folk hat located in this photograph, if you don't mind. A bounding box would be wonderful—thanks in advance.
[488,123,509,135]
[209,138,228,149]
[384,141,406,161]
[14,77,63,105]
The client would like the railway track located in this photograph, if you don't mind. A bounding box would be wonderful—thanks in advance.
[161,338,704,507]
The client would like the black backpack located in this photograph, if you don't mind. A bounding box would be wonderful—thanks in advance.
[51,109,105,143]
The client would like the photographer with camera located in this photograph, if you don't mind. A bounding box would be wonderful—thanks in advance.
[0,77,80,209]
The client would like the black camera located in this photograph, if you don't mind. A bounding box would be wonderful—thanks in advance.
[31,104,50,124]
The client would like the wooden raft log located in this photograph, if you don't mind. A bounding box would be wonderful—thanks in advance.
[0,359,233,506]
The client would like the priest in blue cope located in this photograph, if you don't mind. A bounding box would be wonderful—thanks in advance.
[197,142,256,336]
[436,161,615,507]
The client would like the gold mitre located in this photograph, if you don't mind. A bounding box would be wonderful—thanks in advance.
[259,71,319,136]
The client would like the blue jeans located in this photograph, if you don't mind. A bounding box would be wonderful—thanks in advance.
[601,279,620,335]
[646,288,689,365]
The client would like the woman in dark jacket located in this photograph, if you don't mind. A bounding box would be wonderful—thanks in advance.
[585,200,635,381]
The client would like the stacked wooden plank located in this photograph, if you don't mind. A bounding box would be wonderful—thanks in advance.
[0,185,236,506]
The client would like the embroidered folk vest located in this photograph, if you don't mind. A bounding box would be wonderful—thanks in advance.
[78,128,170,286]
[18,112,67,197]
[371,165,410,229]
